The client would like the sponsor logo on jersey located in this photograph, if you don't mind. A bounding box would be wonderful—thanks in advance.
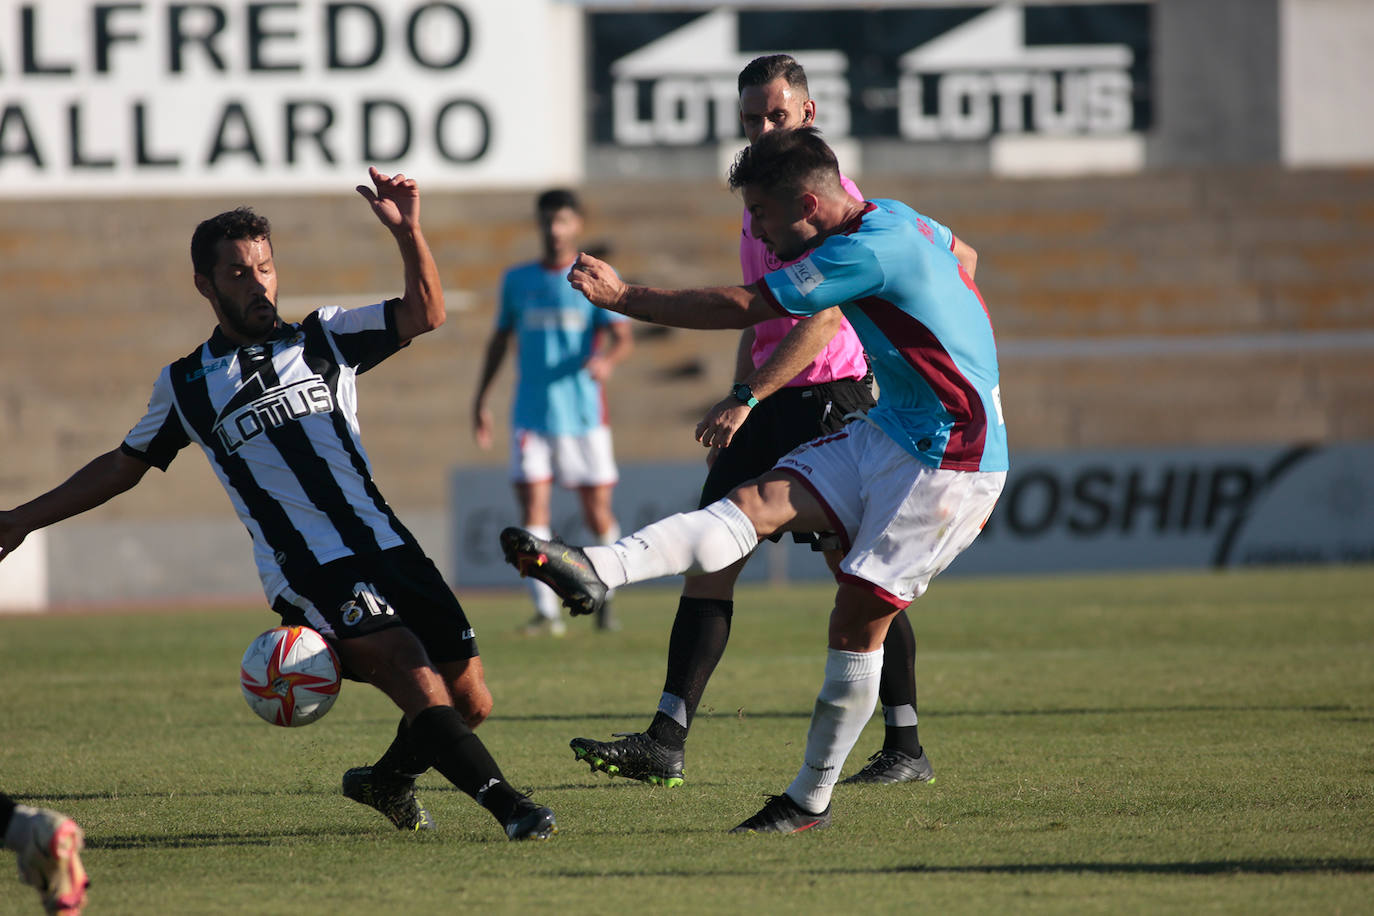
[522,305,589,332]
[185,357,233,382]
[784,257,825,297]
[212,377,334,453]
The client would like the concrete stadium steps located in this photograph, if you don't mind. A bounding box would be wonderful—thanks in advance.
[2,165,1371,519]
[1007,348,1374,447]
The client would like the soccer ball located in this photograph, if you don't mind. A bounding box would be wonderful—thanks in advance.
[239,626,341,727]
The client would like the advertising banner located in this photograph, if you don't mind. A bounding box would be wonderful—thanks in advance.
[451,442,1374,588]
[0,0,583,196]
[588,3,1151,149]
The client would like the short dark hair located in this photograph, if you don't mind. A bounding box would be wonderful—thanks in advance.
[536,188,581,215]
[737,54,808,97]
[191,207,271,276]
[728,127,841,198]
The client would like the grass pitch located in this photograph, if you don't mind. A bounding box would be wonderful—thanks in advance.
[2,566,1372,914]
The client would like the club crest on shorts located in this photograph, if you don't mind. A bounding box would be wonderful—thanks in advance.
[340,581,393,626]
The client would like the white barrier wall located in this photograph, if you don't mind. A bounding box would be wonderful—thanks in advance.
[0,530,47,611]
[2,441,1368,611]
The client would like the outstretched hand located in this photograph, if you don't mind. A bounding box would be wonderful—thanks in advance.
[357,167,420,233]
[695,396,753,449]
[567,252,627,311]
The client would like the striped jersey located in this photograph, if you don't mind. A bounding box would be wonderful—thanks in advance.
[121,301,414,601]
[757,200,1008,473]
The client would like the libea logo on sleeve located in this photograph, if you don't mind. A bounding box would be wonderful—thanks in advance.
[784,257,826,297]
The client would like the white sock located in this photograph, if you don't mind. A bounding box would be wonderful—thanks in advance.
[786,648,883,813]
[4,804,38,850]
[526,525,561,620]
[595,523,621,599]
[583,499,757,589]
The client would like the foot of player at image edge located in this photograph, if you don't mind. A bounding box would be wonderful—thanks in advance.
[2,792,90,914]
[339,707,556,841]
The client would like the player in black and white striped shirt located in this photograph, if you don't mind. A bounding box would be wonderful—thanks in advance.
[0,169,556,842]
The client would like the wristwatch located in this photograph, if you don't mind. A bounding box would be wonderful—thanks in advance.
[731,382,760,408]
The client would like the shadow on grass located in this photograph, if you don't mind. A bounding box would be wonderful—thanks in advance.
[89,825,380,850]
[493,702,1359,724]
[548,858,1374,877]
[21,787,339,803]
[896,859,1374,876]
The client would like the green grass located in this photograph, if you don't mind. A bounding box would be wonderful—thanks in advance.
[3,566,1372,914]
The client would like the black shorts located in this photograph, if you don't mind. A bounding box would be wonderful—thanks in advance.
[272,545,478,679]
[699,376,876,545]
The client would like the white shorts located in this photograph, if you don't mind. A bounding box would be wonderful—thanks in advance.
[774,419,1005,608]
[510,425,619,488]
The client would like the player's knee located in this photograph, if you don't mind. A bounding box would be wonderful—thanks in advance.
[727,483,786,540]
[453,681,494,727]
[466,693,494,728]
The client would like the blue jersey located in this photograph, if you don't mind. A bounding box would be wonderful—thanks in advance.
[758,200,1007,472]
[497,261,627,436]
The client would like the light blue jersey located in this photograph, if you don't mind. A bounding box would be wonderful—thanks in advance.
[498,261,627,435]
[758,200,1007,472]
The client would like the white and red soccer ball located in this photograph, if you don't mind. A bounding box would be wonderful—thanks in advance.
[239,626,341,727]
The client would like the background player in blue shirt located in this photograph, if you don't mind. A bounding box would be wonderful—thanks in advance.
[473,190,634,634]
[506,128,1007,834]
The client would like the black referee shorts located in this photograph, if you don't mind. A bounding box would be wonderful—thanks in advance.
[272,544,479,681]
[699,376,876,545]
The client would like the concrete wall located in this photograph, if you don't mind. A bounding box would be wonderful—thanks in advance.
[1146,0,1281,167]
[1280,0,1374,166]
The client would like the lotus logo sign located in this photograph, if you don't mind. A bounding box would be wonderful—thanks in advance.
[590,4,1150,147]
[898,4,1136,139]
[607,8,849,146]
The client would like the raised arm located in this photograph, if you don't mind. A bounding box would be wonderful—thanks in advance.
[568,252,773,330]
[0,448,151,563]
[356,167,444,343]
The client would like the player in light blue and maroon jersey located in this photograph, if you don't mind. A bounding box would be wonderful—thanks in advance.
[511,126,1006,833]
[567,54,979,791]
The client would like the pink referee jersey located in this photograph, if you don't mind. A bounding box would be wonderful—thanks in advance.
[739,173,869,386]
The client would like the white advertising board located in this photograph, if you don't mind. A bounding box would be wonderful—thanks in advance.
[0,0,583,196]
[452,442,1374,589]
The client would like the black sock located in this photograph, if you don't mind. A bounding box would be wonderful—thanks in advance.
[407,706,524,822]
[0,793,15,838]
[879,610,922,755]
[645,596,733,748]
[372,716,432,780]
